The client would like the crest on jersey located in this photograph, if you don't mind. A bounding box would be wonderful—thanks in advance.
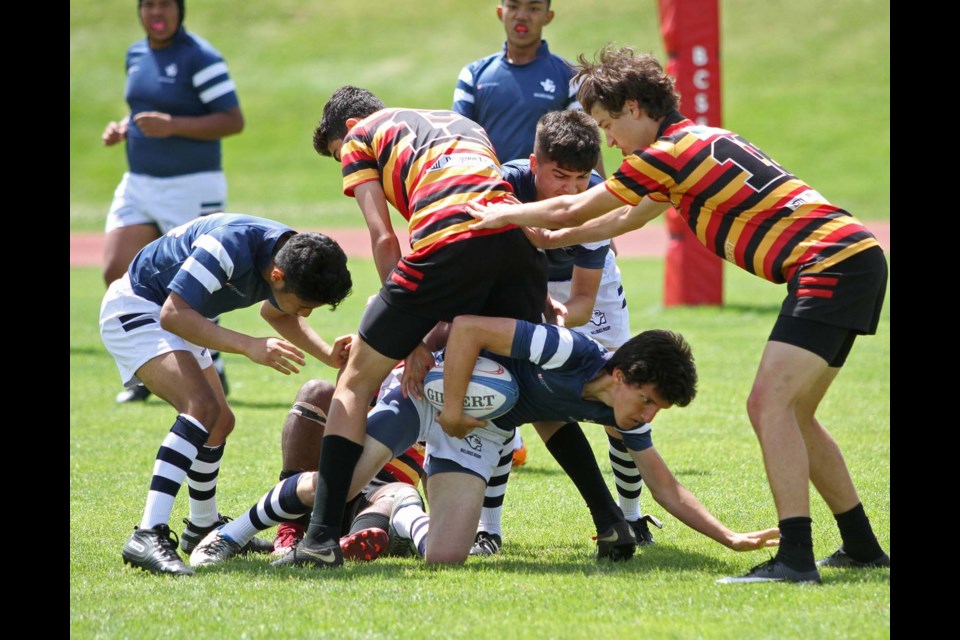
[540,79,556,93]
[165,63,178,77]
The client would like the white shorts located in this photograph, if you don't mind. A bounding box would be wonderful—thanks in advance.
[105,171,227,234]
[548,252,631,350]
[371,366,515,482]
[99,274,213,387]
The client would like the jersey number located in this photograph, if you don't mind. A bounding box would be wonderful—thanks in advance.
[711,137,787,192]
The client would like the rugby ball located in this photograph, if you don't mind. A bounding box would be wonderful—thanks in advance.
[423,355,519,421]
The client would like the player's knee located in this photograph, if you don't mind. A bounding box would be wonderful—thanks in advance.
[424,547,469,565]
[296,379,335,412]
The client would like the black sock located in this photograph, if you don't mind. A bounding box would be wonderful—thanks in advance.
[775,516,816,571]
[348,511,390,536]
[545,422,621,532]
[305,435,363,543]
[834,503,885,560]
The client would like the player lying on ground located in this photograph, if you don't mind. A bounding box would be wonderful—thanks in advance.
[190,317,778,567]
[193,341,639,566]
[248,376,429,560]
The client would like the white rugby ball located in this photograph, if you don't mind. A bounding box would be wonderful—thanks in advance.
[423,355,519,421]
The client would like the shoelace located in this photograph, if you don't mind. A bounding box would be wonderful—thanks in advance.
[202,533,240,556]
[153,525,184,562]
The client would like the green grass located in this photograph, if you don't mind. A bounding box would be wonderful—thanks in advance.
[70,257,890,639]
[70,0,889,232]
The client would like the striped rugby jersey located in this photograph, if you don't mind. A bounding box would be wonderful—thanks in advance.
[340,108,515,260]
[128,213,290,318]
[605,112,880,283]
[124,27,240,177]
[487,321,653,452]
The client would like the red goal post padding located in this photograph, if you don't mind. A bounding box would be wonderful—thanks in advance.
[657,0,724,306]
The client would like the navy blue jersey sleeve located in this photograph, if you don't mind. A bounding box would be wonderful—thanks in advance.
[188,37,239,112]
[165,225,253,309]
[614,423,653,452]
[510,320,604,370]
[452,63,476,118]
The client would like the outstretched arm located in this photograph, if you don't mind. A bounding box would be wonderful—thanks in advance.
[437,315,518,439]
[260,301,353,369]
[468,181,624,230]
[523,197,671,248]
[630,445,780,551]
[160,292,306,375]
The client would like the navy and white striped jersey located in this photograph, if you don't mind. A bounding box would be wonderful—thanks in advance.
[500,159,609,281]
[127,213,291,318]
[452,41,579,164]
[124,27,240,177]
[487,320,653,451]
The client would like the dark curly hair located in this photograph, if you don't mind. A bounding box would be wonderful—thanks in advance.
[604,329,697,407]
[575,45,680,119]
[273,232,353,309]
[533,109,601,174]
[313,86,386,157]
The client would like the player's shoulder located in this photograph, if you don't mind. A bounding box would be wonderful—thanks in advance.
[464,51,505,76]
[177,28,226,63]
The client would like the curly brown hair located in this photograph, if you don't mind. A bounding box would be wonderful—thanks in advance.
[574,45,680,119]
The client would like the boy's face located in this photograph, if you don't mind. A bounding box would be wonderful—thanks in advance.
[267,269,322,318]
[610,374,671,429]
[498,1,554,47]
[328,138,344,162]
[531,155,592,200]
[589,100,656,157]
[139,0,180,46]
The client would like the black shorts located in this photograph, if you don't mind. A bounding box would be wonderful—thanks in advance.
[359,228,548,360]
[770,246,887,366]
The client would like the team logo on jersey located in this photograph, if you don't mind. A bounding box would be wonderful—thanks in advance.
[465,435,483,451]
[540,79,556,93]
[589,310,607,327]
[426,153,494,173]
[165,63,178,78]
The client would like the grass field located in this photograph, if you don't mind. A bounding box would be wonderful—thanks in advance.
[70,0,890,232]
[70,258,890,639]
[70,1,890,637]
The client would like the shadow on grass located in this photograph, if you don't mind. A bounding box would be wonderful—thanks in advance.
[193,544,744,581]
[192,546,889,586]
[716,302,783,314]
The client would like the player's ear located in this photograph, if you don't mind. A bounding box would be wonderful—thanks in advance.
[270,266,285,284]
[529,153,537,169]
[345,117,361,129]
[496,4,504,22]
[544,9,555,26]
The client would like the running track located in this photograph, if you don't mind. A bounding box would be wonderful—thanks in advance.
[70,222,889,267]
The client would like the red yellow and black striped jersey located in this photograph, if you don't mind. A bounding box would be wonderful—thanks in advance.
[605,112,880,284]
[341,108,516,260]
[375,442,426,489]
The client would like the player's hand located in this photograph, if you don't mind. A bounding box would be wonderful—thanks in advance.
[247,337,306,374]
[327,334,354,369]
[133,111,175,138]
[401,342,435,400]
[102,120,127,146]
[437,410,487,439]
[546,297,568,327]
[727,527,780,551]
[466,200,515,230]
